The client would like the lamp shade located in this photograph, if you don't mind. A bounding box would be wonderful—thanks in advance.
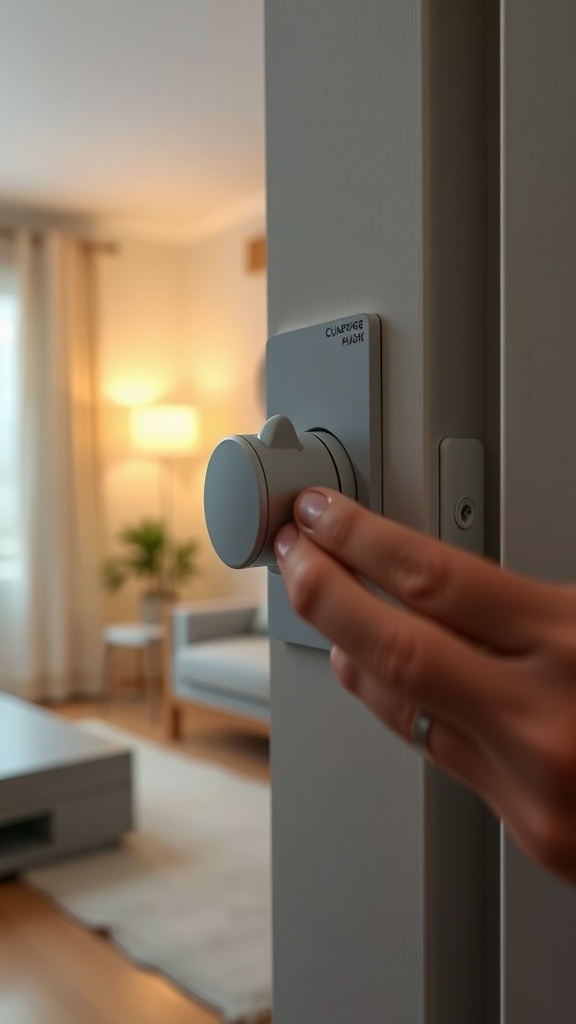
[130,404,200,456]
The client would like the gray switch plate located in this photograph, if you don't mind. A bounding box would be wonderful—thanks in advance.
[266,314,382,649]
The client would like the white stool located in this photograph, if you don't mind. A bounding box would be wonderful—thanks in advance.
[102,623,164,722]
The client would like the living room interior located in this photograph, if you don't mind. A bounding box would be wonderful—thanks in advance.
[0,3,272,1023]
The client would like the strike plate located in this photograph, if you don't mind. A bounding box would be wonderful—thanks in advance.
[439,438,484,554]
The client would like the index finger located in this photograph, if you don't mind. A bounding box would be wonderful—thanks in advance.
[275,524,509,727]
[293,489,565,653]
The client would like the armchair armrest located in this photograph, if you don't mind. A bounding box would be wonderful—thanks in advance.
[162,596,266,739]
[171,598,260,647]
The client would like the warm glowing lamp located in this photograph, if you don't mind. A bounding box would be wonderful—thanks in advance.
[129,404,201,529]
[130,404,200,457]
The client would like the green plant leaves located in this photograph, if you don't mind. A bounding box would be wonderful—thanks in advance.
[101,518,199,594]
[101,557,129,594]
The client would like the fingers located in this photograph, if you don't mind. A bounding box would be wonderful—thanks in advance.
[277,500,576,888]
[330,645,564,869]
[291,488,568,654]
[275,525,509,725]
[330,645,497,799]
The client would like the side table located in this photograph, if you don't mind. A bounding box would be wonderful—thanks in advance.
[102,623,164,722]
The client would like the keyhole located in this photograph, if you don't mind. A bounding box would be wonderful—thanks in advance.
[454,496,476,531]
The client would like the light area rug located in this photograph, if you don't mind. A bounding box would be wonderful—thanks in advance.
[24,719,272,1024]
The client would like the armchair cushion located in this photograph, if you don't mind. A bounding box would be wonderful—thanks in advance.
[175,636,269,703]
[168,597,271,726]
[251,601,268,635]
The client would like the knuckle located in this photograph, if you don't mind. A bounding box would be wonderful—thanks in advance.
[370,626,421,696]
[390,542,449,605]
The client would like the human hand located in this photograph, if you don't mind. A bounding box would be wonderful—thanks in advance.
[274,487,576,884]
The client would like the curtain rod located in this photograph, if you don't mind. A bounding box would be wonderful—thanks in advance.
[0,225,118,253]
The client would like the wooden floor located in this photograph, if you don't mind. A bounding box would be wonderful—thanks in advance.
[0,698,270,1024]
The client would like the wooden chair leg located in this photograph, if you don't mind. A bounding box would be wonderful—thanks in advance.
[162,699,181,740]
[101,644,114,710]
[161,602,180,740]
[144,642,157,723]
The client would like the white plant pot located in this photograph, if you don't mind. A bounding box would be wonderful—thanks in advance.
[140,591,176,625]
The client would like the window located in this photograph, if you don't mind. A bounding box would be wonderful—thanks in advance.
[0,288,20,579]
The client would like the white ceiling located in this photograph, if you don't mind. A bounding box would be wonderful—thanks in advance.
[0,0,265,241]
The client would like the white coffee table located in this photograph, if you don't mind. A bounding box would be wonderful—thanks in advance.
[0,694,132,878]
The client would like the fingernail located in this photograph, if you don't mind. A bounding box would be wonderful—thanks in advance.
[296,489,329,529]
[330,646,357,692]
[330,645,346,675]
[275,523,299,559]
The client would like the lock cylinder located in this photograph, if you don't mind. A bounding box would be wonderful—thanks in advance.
[204,414,356,569]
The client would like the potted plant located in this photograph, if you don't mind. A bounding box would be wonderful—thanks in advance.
[102,518,199,623]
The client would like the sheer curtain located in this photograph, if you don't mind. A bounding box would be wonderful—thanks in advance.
[0,231,102,700]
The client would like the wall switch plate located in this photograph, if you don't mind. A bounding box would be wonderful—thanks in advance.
[267,314,382,649]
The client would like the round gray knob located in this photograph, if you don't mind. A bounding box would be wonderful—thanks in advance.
[204,414,356,569]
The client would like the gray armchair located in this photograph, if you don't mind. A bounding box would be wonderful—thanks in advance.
[163,597,270,739]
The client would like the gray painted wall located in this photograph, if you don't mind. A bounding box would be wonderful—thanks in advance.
[266,2,495,1020]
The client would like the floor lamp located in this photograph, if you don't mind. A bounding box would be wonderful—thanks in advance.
[130,403,200,534]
